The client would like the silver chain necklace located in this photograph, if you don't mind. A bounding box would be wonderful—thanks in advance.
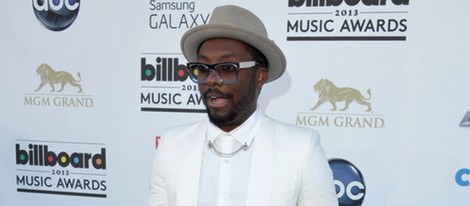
[208,140,249,158]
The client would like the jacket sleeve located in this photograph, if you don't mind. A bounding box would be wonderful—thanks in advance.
[147,136,169,206]
[297,131,339,206]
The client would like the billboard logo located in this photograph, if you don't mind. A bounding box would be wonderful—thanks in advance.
[15,140,107,198]
[141,57,189,82]
[33,0,80,31]
[16,144,106,169]
[140,54,205,113]
[286,0,410,41]
[311,79,371,112]
[329,158,366,206]
[459,111,470,127]
[288,0,409,7]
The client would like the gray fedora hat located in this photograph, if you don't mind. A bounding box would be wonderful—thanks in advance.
[180,5,286,83]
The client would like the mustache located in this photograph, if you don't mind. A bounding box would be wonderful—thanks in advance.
[203,88,234,99]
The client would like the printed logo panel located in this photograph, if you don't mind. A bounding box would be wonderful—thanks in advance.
[140,54,205,113]
[329,158,366,206]
[34,63,83,93]
[33,0,80,31]
[310,79,372,112]
[15,140,107,198]
[148,1,210,30]
[24,63,94,108]
[286,0,410,41]
[297,79,385,129]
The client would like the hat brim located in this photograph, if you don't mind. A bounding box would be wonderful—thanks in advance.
[181,24,286,83]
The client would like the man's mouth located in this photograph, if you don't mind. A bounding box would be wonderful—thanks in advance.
[204,90,232,109]
[205,95,227,108]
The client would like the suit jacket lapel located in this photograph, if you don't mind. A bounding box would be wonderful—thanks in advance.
[176,121,207,205]
[245,117,276,206]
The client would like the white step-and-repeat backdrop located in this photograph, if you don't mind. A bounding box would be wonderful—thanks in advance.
[1,0,469,205]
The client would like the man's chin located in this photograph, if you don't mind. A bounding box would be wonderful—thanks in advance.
[207,112,235,126]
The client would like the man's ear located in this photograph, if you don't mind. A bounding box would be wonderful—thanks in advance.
[255,68,268,95]
[257,68,268,85]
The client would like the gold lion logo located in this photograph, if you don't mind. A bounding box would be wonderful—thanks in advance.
[311,79,372,112]
[34,63,82,93]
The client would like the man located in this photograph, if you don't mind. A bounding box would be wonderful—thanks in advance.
[148,5,338,206]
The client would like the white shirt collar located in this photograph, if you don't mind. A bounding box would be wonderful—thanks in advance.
[206,108,263,146]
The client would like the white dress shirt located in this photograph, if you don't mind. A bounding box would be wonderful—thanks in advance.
[198,109,262,206]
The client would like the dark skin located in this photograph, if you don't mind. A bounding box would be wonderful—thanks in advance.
[197,38,268,132]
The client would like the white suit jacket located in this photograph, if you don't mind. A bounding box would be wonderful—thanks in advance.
[148,115,338,206]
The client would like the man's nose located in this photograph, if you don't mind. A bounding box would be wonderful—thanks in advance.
[206,69,223,86]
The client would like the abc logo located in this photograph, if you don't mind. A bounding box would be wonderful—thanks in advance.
[329,159,366,206]
[455,168,470,187]
[32,0,80,31]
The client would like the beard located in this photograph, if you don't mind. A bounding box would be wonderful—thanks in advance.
[204,72,257,127]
